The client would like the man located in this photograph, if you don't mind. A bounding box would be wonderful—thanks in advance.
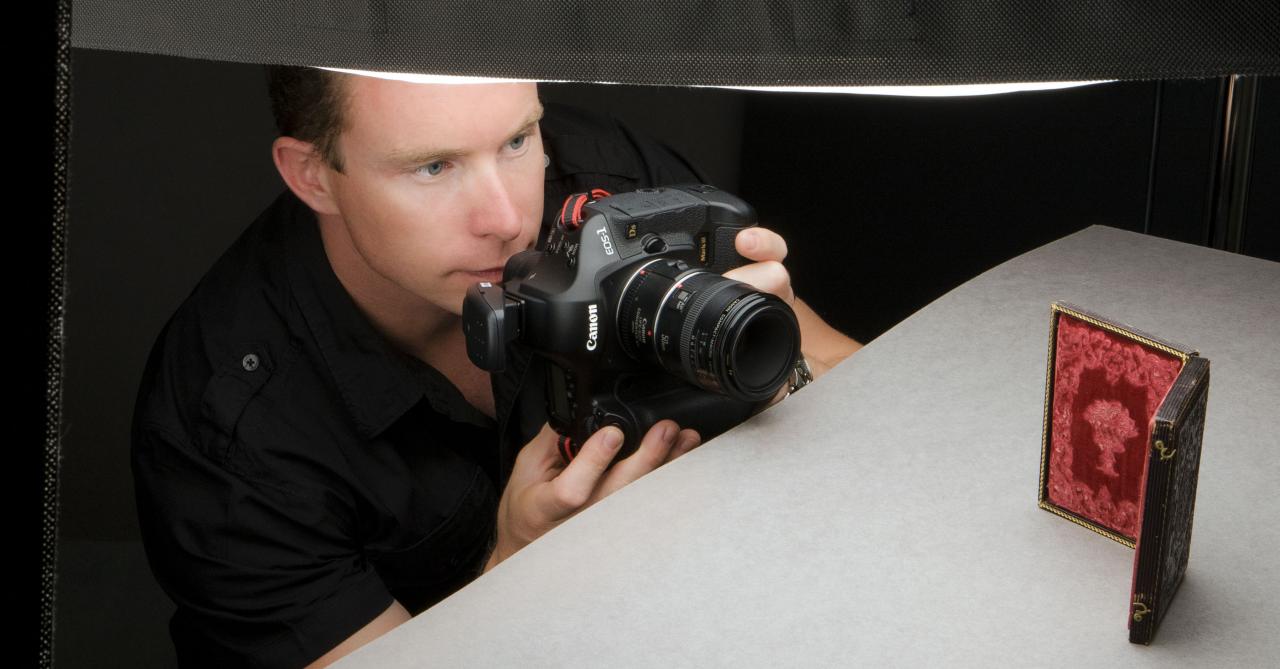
[132,66,860,668]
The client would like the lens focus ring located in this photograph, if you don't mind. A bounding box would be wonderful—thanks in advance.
[615,259,799,403]
[676,277,744,390]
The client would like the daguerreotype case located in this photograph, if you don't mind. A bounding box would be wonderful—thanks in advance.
[1038,302,1210,645]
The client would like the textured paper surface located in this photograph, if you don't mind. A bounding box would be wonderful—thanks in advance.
[336,226,1280,667]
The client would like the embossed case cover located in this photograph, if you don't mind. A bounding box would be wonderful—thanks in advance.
[1038,302,1209,645]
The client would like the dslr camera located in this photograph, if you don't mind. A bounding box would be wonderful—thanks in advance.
[463,184,800,462]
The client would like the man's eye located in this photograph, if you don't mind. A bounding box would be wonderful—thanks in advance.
[417,161,446,176]
[508,135,527,150]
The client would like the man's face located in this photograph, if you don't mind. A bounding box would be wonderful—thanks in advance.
[324,78,545,317]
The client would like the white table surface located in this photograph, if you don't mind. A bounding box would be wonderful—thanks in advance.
[337,225,1280,668]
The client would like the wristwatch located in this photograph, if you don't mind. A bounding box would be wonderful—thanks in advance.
[786,354,814,397]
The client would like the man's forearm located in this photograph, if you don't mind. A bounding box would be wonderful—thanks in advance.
[481,532,515,574]
[482,547,500,573]
[794,296,862,377]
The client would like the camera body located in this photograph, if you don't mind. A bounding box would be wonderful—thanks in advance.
[463,184,800,462]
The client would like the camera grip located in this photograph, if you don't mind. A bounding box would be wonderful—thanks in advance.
[561,384,761,464]
[705,224,751,274]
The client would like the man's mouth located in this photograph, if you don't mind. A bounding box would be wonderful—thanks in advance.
[464,267,506,283]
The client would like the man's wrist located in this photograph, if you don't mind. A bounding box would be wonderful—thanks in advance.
[479,532,502,575]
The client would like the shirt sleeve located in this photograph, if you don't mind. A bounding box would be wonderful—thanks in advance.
[132,423,395,669]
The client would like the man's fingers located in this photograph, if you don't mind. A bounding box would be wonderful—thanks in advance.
[735,227,788,262]
[594,420,680,499]
[722,260,794,304]
[664,429,702,464]
[542,426,624,517]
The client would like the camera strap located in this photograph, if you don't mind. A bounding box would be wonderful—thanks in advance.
[555,188,612,232]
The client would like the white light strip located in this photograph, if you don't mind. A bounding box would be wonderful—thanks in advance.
[707,81,1112,96]
[320,68,544,85]
[320,67,1111,97]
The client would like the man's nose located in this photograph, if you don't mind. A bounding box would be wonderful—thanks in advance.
[468,167,525,242]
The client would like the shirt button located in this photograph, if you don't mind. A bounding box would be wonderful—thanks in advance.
[241,353,260,372]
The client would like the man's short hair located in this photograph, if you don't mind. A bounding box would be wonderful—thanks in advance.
[265,65,351,172]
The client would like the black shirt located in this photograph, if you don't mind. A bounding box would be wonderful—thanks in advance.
[131,102,704,669]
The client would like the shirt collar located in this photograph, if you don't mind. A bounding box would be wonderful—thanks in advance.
[278,190,491,439]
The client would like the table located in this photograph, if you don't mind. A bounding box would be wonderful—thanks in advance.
[336,225,1280,667]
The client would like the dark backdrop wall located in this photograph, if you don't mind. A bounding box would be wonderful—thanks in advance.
[741,78,1280,342]
[57,47,1279,666]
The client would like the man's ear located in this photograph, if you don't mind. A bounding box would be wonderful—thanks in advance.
[271,136,342,216]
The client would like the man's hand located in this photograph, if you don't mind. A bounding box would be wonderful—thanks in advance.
[485,420,700,571]
[722,226,862,400]
[722,227,795,307]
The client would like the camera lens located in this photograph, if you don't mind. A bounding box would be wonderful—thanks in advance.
[616,258,799,402]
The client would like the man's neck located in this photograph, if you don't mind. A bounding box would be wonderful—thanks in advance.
[314,213,460,365]
[314,213,497,418]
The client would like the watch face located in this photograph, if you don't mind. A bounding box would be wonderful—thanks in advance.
[798,357,813,380]
[790,356,813,393]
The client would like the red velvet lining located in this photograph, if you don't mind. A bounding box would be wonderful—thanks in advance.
[1046,313,1183,539]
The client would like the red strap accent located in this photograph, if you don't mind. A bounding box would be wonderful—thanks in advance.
[557,188,613,231]
[558,434,575,462]
[556,196,572,229]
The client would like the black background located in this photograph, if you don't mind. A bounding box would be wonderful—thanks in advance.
[38,37,1280,669]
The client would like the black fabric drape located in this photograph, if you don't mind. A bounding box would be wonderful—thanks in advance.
[70,1,1280,84]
